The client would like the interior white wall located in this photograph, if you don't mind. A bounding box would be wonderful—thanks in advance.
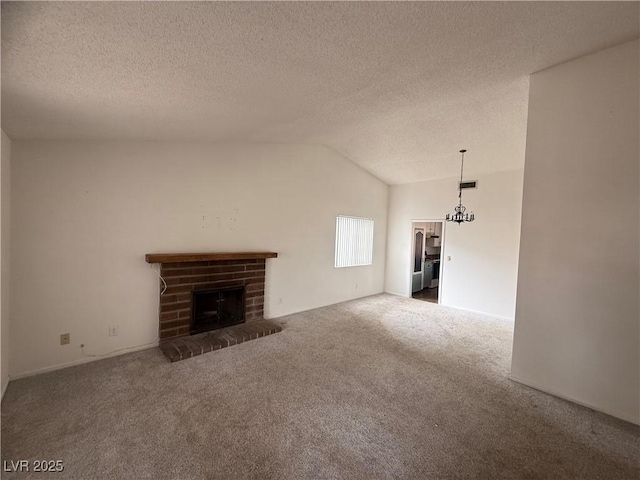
[511,40,640,424]
[10,142,388,377]
[1,130,11,397]
[385,169,524,319]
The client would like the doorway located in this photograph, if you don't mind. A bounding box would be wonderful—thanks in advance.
[410,221,444,304]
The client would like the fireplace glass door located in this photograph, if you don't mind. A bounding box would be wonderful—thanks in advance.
[191,287,245,334]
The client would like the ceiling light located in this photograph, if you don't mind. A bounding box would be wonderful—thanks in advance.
[446,149,475,225]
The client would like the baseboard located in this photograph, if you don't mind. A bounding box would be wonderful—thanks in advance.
[1,376,9,401]
[440,303,514,322]
[9,342,159,381]
[384,290,514,320]
[383,291,410,298]
[266,289,386,319]
[509,374,640,426]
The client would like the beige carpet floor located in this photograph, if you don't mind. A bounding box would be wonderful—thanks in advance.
[2,294,638,479]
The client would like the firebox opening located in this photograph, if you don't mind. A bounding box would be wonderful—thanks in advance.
[191,286,245,335]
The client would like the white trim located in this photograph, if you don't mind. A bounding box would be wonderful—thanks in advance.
[439,303,514,322]
[510,375,640,426]
[1,376,9,400]
[436,221,445,304]
[8,342,158,380]
[409,219,446,303]
[386,290,410,298]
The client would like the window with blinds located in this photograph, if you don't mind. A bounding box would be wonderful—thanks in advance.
[334,215,374,268]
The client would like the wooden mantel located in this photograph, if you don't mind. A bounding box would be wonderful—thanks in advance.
[145,252,278,264]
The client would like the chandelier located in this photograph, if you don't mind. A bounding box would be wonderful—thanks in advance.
[446,149,475,224]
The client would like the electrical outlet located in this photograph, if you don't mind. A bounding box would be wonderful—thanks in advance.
[60,333,70,345]
[109,325,119,337]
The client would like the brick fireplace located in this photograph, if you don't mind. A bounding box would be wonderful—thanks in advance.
[145,252,278,342]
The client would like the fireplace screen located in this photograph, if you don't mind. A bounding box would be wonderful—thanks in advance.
[191,287,245,335]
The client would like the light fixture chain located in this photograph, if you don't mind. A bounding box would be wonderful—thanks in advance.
[459,150,464,206]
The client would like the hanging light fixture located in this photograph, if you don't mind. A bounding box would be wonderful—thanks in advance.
[446,149,475,224]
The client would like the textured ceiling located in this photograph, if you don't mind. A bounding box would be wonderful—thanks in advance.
[2,2,638,184]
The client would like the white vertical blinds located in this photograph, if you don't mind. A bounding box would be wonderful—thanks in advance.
[334,215,374,268]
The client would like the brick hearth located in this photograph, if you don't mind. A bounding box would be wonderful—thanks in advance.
[159,320,282,362]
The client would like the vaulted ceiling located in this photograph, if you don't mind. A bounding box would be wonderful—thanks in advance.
[2,2,638,184]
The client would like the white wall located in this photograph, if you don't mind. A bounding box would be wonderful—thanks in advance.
[385,168,524,319]
[10,142,388,377]
[511,40,639,424]
[1,130,11,397]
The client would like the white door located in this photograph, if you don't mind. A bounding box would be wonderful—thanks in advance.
[412,227,425,292]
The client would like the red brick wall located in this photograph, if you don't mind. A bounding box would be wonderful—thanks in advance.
[158,259,266,341]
